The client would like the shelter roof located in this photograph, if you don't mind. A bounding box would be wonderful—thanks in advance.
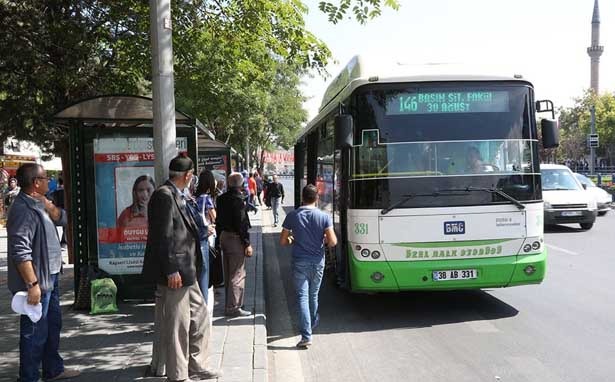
[54,95,193,125]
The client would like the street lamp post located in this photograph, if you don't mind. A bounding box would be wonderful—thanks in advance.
[150,0,177,184]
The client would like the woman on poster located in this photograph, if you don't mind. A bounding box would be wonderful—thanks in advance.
[117,175,155,228]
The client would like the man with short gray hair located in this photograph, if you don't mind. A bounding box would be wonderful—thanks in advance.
[216,172,253,316]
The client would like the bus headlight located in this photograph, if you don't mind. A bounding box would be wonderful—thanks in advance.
[371,251,381,259]
[360,249,370,257]
[523,244,532,253]
[531,241,541,250]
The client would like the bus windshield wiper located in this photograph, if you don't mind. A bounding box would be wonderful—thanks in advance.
[443,186,525,210]
[381,194,415,215]
[381,191,453,215]
[381,187,524,214]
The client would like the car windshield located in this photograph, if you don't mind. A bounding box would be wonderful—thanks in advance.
[574,173,596,187]
[542,168,581,191]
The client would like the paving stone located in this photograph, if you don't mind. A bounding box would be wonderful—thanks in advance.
[0,207,268,382]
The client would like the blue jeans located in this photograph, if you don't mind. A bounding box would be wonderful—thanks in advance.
[198,240,210,305]
[292,259,325,341]
[19,273,64,382]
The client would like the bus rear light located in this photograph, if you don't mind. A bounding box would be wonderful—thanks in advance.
[524,265,536,275]
[371,251,381,259]
[360,249,370,257]
[371,272,384,282]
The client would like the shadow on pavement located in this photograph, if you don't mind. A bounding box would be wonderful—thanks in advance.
[544,224,590,233]
[264,228,519,343]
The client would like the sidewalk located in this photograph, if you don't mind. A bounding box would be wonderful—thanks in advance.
[0,209,266,382]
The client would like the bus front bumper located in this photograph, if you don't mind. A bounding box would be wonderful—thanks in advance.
[349,250,546,292]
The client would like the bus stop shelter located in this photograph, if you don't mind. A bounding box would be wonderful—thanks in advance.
[54,95,210,307]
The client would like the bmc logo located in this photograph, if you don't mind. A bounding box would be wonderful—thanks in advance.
[444,221,465,235]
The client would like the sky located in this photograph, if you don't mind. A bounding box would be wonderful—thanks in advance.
[300,0,615,121]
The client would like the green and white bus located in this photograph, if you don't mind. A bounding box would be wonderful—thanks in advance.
[294,56,559,292]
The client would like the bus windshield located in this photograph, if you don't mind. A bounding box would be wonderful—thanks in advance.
[349,83,540,209]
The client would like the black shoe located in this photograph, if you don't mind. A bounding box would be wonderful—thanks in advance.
[225,308,251,317]
[190,367,222,380]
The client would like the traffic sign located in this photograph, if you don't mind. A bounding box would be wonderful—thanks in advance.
[588,134,599,148]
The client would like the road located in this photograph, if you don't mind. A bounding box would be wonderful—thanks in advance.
[265,179,615,382]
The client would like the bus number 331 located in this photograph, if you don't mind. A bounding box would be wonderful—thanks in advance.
[354,223,368,235]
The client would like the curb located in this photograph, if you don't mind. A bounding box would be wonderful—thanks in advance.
[253,220,268,382]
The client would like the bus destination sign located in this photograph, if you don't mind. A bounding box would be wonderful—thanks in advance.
[386,91,510,115]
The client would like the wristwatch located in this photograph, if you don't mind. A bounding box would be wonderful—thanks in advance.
[26,280,39,289]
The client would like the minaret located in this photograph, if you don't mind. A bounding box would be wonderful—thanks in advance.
[587,0,603,93]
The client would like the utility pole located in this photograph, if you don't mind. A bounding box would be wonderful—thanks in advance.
[150,0,177,184]
[590,105,596,175]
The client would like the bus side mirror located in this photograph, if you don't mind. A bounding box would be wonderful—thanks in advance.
[335,115,353,149]
[541,119,559,148]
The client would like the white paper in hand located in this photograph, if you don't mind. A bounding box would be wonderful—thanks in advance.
[11,291,43,323]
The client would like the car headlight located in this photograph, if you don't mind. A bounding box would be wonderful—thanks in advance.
[543,201,551,209]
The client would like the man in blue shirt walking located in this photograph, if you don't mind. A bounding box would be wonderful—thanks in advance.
[279,184,337,348]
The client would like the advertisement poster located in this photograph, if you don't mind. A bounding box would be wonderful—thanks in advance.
[199,154,228,190]
[93,136,187,275]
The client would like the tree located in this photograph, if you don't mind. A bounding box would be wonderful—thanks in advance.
[0,1,149,152]
[318,0,400,24]
[0,0,330,153]
[0,0,398,155]
[557,91,615,166]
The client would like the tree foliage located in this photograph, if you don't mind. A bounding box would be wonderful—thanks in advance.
[0,0,397,159]
[0,1,149,151]
[557,91,615,165]
[319,0,400,24]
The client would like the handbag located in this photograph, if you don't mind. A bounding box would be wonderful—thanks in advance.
[209,244,224,287]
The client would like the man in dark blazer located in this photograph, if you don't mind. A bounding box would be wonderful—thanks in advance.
[142,154,219,382]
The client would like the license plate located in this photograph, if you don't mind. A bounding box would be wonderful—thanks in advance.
[433,269,478,281]
[561,211,582,217]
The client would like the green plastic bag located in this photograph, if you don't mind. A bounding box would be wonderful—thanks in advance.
[90,278,119,315]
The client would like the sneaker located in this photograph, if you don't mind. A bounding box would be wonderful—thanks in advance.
[296,338,312,348]
[225,308,252,317]
[46,368,81,380]
[190,367,222,380]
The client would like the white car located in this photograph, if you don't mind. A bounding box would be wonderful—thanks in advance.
[541,164,597,230]
[574,173,613,216]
